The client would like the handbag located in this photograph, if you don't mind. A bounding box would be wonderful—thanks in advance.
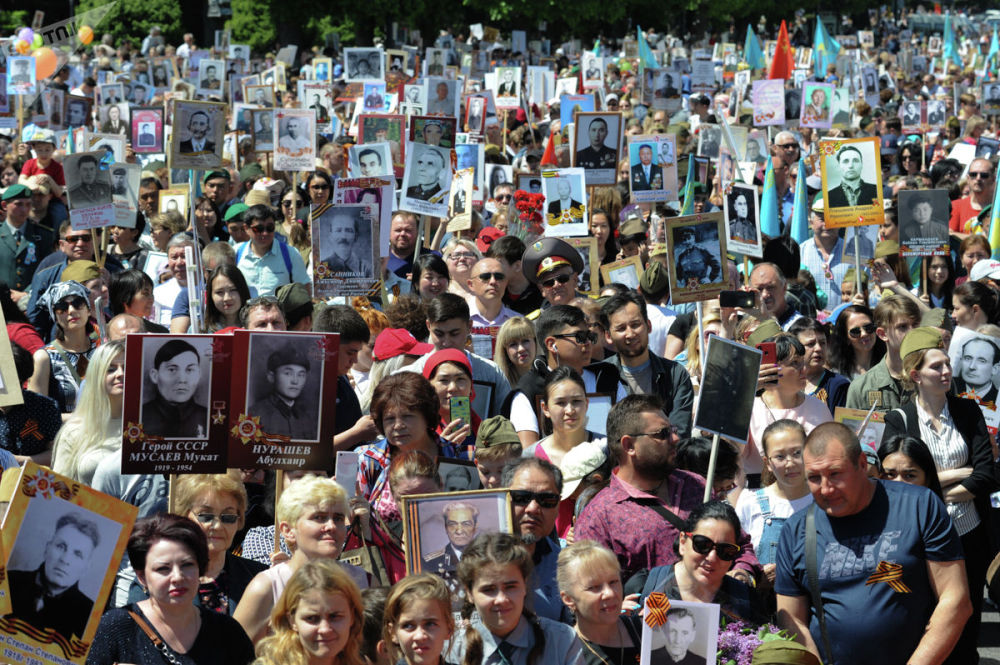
[128,609,187,665]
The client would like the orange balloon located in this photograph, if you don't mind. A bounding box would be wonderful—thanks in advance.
[34,47,57,79]
[78,25,94,45]
[14,39,30,55]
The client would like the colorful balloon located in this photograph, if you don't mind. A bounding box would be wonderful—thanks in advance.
[14,39,30,55]
[16,27,34,44]
[78,25,94,45]
[32,34,43,49]
[34,47,57,79]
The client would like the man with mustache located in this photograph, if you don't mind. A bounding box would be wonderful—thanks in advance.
[322,209,370,275]
[141,339,208,438]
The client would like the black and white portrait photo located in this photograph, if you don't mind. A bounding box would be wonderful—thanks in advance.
[640,600,719,665]
[425,77,458,116]
[349,143,394,178]
[399,141,453,217]
[99,83,124,106]
[65,95,92,128]
[693,335,761,443]
[450,168,473,218]
[64,152,112,213]
[696,124,721,159]
[170,100,226,170]
[724,182,760,255]
[983,82,1000,114]
[98,103,129,136]
[274,110,316,171]
[425,47,447,76]
[252,109,275,151]
[898,189,950,257]
[820,137,883,225]
[494,66,521,107]
[948,327,1000,405]
[573,112,622,185]
[671,221,722,289]
[247,84,275,108]
[438,460,481,492]
[318,205,375,277]
[582,54,603,88]
[197,58,225,94]
[486,164,513,198]
[900,99,922,129]
[841,224,877,263]
[140,337,212,439]
[247,334,323,441]
[344,47,385,82]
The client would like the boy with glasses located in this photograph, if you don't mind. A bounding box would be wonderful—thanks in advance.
[234,204,308,296]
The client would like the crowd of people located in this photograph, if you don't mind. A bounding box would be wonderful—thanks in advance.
[7,7,1000,665]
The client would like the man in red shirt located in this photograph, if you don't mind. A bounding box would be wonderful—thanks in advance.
[949,158,995,238]
[19,129,65,187]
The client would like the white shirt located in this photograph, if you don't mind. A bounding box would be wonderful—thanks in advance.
[735,484,813,552]
[646,303,676,357]
[510,367,628,434]
[153,277,182,325]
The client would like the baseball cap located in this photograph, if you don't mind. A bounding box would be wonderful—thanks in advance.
[970,258,1000,282]
[559,440,608,500]
[372,328,433,361]
[476,226,505,254]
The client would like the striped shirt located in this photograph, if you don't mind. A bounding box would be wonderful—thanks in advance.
[915,401,980,535]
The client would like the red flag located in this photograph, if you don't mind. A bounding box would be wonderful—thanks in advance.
[540,130,558,167]
[934,3,941,14]
[768,20,794,80]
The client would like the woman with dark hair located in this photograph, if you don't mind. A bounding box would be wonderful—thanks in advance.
[305,171,333,209]
[410,253,450,300]
[2,282,43,354]
[788,317,849,413]
[192,195,227,245]
[953,280,997,329]
[675,436,743,502]
[86,514,255,665]
[29,281,98,413]
[623,500,768,625]
[108,269,168,332]
[588,208,617,267]
[278,184,311,261]
[829,304,885,379]
[108,214,149,271]
[878,434,945,498]
[205,264,252,332]
[915,255,956,312]
[894,141,922,177]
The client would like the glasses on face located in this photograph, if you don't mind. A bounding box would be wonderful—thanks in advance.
[509,490,560,508]
[541,272,574,288]
[250,224,275,233]
[684,533,741,561]
[769,449,803,465]
[310,183,331,191]
[448,252,477,261]
[848,322,876,338]
[553,331,598,346]
[776,143,799,150]
[63,234,93,244]
[194,512,240,525]
[475,271,507,282]
[631,426,678,441]
[53,296,89,313]
[969,171,993,179]
[496,194,512,202]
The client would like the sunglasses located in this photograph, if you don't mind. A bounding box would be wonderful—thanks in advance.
[496,194,512,202]
[53,296,89,313]
[448,252,477,261]
[541,272,574,288]
[509,490,560,509]
[250,224,276,233]
[63,234,93,244]
[475,272,506,282]
[553,331,598,345]
[684,533,741,561]
[776,143,799,150]
[848,322,876,338]
[193,512,240,525]
[632,426,678,441]
[310,183,331,191]
[969,171,993,179]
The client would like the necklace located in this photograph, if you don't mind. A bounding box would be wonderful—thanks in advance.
[576,621,629,665]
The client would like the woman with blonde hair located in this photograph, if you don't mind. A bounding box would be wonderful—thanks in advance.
[441,238,482,298]
[254,559,365,665]
[682,305,723,393]
[51,339,125,484]
[235,475,368,644]
[496,316,539,387]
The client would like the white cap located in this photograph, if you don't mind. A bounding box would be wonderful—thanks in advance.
[558,440,608,500]
[970,258,1000,282]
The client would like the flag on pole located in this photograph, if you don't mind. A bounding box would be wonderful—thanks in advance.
[540,130,558,167]
[744,25,766,71]
[789,158,810,243]
[988,163,1000,259]
[988,26,999,75]
[760,155,782,237]
[768,20,794,80]
[680,155,696,216]
[813,18,841,80]
[592,39,601,56]
[637,26,659,70]
[943,13,963,68]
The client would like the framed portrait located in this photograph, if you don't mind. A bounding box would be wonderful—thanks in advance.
[830,87,852,129]
[840,224,877,263]
[465,94,487,134]
[645,68,682,110]
[723,181,762,258]
[925,99,947,130]
[41,89,65,130]
[581,54,604,89]
[819,136,884,228]
[983,83,1000,116]
[517,173,543,194]
[0,308,23,407]
[899,98,923,131]
[527,66,555,107]
[122,334,230,473]
[628,134,678,203]
[232,104,256,133]
[559,93,595,127]
[693,334,761,444]
[696,124,722,160]
[861,66,880,108]
[299,81,333,132]
[250,108,275,152]
[399,141,452,218]
[449,167,475,224]
[246,84,275,107]
[401,83,426,115]
[567,237,599,296]
[64,95,92,129]
[438,459,481,492]
[975,136,1000,161]
[834,407,887,455]
[425,77,460,117]
[158,187,189,219]
[400,489,513,584]
[197,58,225,95]
[751,79,785,126]
[111,162,141,227]
[333,176,395,259]
[640,599,719,665]
[228,330,340,470]
[311,203,380,298]
[800,82,834,129]
[423,47,448,77]
[898,189,950,257]
[273,109,316,171]
[312,56,333,82]
[946,326,1000,415]
[150,57,174,88]
[260,64,287,92]
[494,66,521,108]
[600,255,642,291]
[542,167,588,236]
[170,99,226,170]
[666,212,728,303]
[64,151,116,229]
[362,81,387,112]
[385,49,409,76]
[130,107,164,153]
[348,142,394,179]
[572,111,622,185]
[455,143,485,203]
[0,461,138,665]
[96,102,129,137]
[359,113,406,177]
[344,47,385,82]
[485,164,513,198]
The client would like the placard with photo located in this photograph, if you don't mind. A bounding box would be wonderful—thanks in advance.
[600,256,643,291]
[0,308,23,407]
[898,189,950,257]
[410,115,457,148]
[449,167,475,224]
[485,164,513,198]
[666,212,728,303]
[560,93,596,127]
[723,181,762,258]
[251,108,275,152]
[424,47,448,77]
[158,187,189,218]
[693,334,761,444]
[130,107,164,153]
[0,461,138,665]
[260,64,287,92]
[572,111,622,185]
[64,151,115,230]
[800,81,834,129]
[311,203,379,298]
[581,53,604,89]
[899,98,923,131]
[65,95,92,129]
[819,136,884,228]
[751,79,785,126]
[438,459,481,492]
[834,407,887,454]
[333,177,396,259]
[299,81,333,133]
[111,162,141,227]
[628,134,678,203]
[926,99,947,129]
[840,224,877,263]
[518,173,543,194]
[359,113,405,177]
[348,142,394,179]
[399,141,453,217]
[425,77,460,116]
[639,599,719,665]
[228,330,340,470]
[169,100,226,170]
[246,84,275,108]
[565,237,599,296]
[494,66,521,108]
[697,124,722,160]
[455,143,485,204]
[984,82,1000,116]
[465,94,487,134]
[273,109,316,171]
[197,58,225,95]
[542,168,588,236]
[122,334,231,473]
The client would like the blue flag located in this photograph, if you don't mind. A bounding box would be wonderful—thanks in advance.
[680,155,696,216]
[987,163,1000,258]
[789,158,810,244]
[813,18,841,79]
[760,155,781,237]
[637,26,659,70]
[989,26,999,75]
[744,25,766,71]
[943,14,963,68]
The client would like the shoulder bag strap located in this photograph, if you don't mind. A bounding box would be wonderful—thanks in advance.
[51,340,82,386]
[127,609,185,665]
[806,503,834,665]
[642,499,686,531]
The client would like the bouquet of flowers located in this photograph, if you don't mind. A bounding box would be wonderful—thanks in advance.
[508,189,546,242]
[716,620,793,665]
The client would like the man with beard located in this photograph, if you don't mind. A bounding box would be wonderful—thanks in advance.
[600,291,693,436]
[322,208,370,275]
[250,346,317,440]
[141,339,209,438]
[574,394,758,580]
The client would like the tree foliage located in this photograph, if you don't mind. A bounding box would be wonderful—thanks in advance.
[75,0,183,47]
[0,11,31,35]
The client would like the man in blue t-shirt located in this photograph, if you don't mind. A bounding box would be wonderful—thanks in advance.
[775,422,970,665]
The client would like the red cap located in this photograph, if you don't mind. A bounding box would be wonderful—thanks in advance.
[422,348,472,381]
[372,328,434,361]
[476,226,505,253]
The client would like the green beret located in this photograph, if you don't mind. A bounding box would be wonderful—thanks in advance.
[899,326,943,361]
[203,169,230,184]
[746,319,782,348]
[921,308,954,332]
[842,267,869,286]
[639,262,670,294]
[239,162,265,181]
[751,640,822,665]
[224,203,249,222]
[875,239,900,259]
[476,416,520,449]
[2,184,31,201]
